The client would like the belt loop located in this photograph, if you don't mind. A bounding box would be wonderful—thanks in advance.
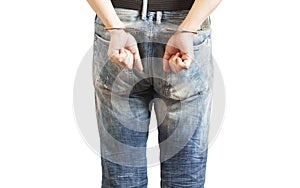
[156,11,162,25]
[142,0,148,20]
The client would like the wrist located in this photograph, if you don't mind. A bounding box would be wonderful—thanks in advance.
[106,27,127,33]
[104,21,126,31]
[178,22,199,33]
[176,28,197,34]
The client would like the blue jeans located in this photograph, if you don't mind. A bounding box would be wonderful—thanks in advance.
[92,8,214,188]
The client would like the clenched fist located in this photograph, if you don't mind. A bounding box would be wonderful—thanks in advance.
[163,31,195,73]
[108,29,143,72]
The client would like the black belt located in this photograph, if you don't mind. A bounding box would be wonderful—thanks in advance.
[111,0,195,11]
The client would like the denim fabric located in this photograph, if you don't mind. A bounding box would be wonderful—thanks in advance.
[92,8,214,188]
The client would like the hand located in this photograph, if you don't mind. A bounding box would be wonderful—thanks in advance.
[107,29,143,72]
[163,31,195,73]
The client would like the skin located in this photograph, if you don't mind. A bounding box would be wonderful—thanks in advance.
[87,0,222,73]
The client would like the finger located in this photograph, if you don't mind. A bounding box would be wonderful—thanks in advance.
[171,52,178,62]
[170,52,183,71]
[128,50,134,70]
[169,61,181,73]
[121,48,129,66]
[110,49,128,68]
[181,53,193,68]
[169,55,182,73]
[181,52,194,62]
[110,48,124,62]
[134,55,143,72]
[118,48,127,62]
[123,49,134,69]
[111,54,126,68]
[183,59,192,69]
[163,52,172,72]
[128,45,143,72]
[175,57,185,68]
[108,49,120,60]
[173,52,180,62]
[175,57,189,70]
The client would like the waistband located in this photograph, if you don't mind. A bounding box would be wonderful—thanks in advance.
[95,8,211,31]
[111,0,195,11]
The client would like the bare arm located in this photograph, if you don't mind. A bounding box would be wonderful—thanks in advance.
[179,0,222,32]
[86,0,143,71]
[86,0,125,28]
[163,0,222,73]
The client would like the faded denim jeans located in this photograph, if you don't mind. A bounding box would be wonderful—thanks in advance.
[92,8,214,188]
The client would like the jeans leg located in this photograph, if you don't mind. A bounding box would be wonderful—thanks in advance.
[153,23,213,188]
[93,14,153,186]
[156,91,212,188]
[94,76,155,187]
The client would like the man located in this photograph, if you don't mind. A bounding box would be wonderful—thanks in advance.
[87,0,222,187]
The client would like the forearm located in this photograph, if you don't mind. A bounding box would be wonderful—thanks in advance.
[87,0,125,28]
[179,0,222,31]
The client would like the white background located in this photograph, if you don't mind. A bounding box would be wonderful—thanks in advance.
[1,0,300,187]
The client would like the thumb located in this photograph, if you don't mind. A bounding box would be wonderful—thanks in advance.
[162,58,170,73]
[163,52,171,73]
